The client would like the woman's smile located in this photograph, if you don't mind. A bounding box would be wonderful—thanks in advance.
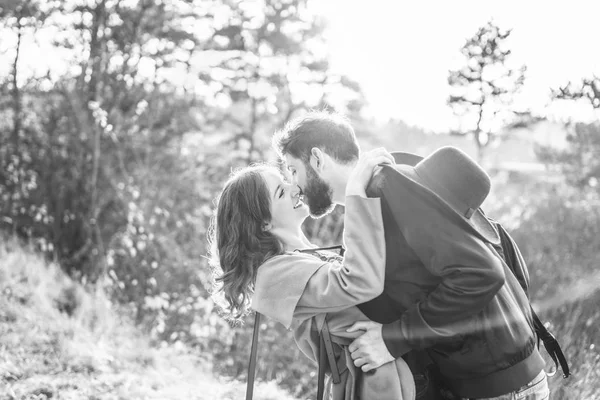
[262,170,309,229]
[292,190,306,209]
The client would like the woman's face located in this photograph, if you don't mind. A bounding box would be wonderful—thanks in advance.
[261,169,308,230]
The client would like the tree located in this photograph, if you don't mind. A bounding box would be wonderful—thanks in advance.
[0,1,366,396]
[553,76,600,110]
[200,0,365,165]
[448,20,526,162]
[537,76,600,190]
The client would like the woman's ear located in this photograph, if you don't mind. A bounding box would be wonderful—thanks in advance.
[262,221,272,232]
[310,147,324,173]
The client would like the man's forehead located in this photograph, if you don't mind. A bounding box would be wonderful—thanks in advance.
[283,154,302,168]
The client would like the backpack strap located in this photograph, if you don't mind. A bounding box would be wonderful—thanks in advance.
[531,308,571,378]
[317,318,341,399]
[494,222,571,379]
[248,245,345,400]
[321,319,341,384]
[246,312,261,400]
[247,316,342,400]
[296,245,346,258]
[317,332,327,399]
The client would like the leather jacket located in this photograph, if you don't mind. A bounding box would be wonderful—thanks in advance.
[359,162,545,398]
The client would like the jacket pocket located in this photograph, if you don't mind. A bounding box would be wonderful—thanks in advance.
[430,334,495,379]
[429,335,467,359]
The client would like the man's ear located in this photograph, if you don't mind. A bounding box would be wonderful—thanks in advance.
[309,147,325,173]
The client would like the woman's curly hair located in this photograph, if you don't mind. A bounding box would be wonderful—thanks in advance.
[207,164,284,323]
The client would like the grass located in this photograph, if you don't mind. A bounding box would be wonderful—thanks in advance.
[0,240,297,400]
[485,175,600,399]
[3,188,599,400]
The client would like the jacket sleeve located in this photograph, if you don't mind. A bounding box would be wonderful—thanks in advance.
[294,195,386,317]
[376,172,506,357]
[495,221,531,296]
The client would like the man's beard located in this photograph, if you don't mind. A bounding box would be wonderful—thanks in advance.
[303,166,335,218]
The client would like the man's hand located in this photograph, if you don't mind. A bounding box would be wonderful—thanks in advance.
[347,321,394,372]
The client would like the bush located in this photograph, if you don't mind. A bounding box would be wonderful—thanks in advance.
[489,179,600,398]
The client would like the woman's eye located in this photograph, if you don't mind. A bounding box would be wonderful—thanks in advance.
[279,188,285,198]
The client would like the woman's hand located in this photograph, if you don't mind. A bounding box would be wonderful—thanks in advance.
[346,147,395,197]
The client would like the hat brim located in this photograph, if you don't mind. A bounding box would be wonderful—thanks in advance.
[390,152,500,245]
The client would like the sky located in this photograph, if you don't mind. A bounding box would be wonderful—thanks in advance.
[2,0,598,134]
[310,0,600,132]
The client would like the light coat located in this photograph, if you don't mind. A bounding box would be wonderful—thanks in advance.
[252,195,415,400]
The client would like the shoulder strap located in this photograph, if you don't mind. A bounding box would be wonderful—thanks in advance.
[494,222,571,379]
[247,313,342,400]
[317,332,327,400]
[297,245,346,257]
[317,318,341,399]
[493,221,528,293]
[246,312,261,400]
[531,308,571,378]
[321,319,341,384]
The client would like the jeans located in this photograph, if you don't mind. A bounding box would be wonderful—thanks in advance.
[466,370,550,400]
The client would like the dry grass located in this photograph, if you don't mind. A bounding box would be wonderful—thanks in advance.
[0,240,296,400]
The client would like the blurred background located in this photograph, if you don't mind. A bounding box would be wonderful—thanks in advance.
[0,0,598,399]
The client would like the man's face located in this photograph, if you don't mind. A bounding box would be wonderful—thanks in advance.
[283,154,335,218]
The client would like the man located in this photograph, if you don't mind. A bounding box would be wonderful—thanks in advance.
[272,110,549,400]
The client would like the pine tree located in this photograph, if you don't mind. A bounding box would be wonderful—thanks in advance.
[448,20,526,162]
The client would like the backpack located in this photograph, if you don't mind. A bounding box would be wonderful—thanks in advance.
[245,229,572,400]
[491,220,571,379]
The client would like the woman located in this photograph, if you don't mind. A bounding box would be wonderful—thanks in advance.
[208,149,415,400]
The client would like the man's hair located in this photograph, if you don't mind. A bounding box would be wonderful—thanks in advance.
[272,110,360,164]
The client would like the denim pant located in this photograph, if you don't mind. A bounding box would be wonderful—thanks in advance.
[465,370,550,400]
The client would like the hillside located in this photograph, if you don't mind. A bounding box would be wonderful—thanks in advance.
[0,241,296,400]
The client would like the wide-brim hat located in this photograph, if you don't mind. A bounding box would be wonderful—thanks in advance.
[389,147,499,245]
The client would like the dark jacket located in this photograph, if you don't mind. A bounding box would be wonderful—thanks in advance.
[359,161,545,398]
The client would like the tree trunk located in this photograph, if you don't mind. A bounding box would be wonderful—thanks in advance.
[475,131,485,165]
[87,0,108,280]
[246,95,259,164]
[11,15,23,150]
[474,104,485,164]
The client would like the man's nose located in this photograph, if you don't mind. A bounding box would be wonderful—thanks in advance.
[290,185,302,198]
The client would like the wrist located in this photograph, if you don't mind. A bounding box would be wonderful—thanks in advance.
[382,321,412,358]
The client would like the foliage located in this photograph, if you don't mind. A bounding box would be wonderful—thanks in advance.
[0,1,362,398]
[536,122,600,190]
[553,76,600,109]
[0,240,298,400]
[488,179,600,399]
[448,20,526,161]
[1,1,599,399]
[203,0,362,162]
[537,76,600,192]
[484,74,600,399]
[210,314,317,399]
